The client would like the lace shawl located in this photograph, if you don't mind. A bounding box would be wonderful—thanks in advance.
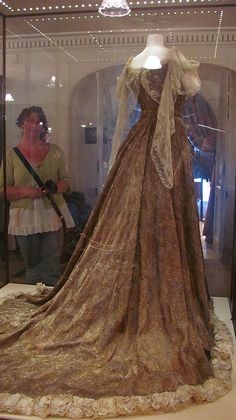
[109,47,201,189]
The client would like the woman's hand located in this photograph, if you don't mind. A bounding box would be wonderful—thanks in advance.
[56,180,69,194]
[21,187,43,199]
[6,186,44,201]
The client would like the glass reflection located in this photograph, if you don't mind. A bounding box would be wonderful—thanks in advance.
[1,6,235,295]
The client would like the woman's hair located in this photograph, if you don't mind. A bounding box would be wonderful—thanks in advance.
[16,106,48,139]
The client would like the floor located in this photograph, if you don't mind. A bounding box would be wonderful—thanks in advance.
[0,283,235,420]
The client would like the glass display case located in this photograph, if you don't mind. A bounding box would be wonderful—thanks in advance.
[0,3,235,419]
[0,1,235,315]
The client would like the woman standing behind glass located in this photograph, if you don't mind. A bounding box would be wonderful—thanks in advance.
[0,106,74,285]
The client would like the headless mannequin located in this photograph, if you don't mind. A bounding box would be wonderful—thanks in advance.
[131,34,169,69]
[130,33,199,93]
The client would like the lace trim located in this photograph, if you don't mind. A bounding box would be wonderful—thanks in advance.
[150,65,175,188]
[109,48,201,189]
[0,309,233,419]
[0,283,50,306]
[149,48,200,189]
[109,58,132,169]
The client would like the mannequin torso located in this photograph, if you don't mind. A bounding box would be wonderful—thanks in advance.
[129,33,200,96]
[130,34,169,69]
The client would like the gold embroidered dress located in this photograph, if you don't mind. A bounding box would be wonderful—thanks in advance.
[0,49,232,418]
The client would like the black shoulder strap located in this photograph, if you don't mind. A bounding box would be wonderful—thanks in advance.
[13,147,66,228]
[13,147,45,189]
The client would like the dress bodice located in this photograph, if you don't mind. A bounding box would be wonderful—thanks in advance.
[128,64,186,117]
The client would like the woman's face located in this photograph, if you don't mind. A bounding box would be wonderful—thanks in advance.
[22,112,44,139]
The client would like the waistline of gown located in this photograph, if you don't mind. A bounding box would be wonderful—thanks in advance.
[140,110,183,119]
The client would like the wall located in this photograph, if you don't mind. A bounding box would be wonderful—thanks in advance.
[5,29,236,160]
[4,29,236,256]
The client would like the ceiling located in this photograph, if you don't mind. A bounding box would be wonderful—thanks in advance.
[0,0,235,17]
[3,2,236,93]
[5,10,235,36]
[0,1,234,40]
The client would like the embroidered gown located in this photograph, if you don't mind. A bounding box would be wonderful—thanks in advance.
[0,49,232,418]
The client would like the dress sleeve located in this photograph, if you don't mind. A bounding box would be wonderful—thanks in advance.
[173,47,201,96]
[0,150,15,195]
[56,147,71,183]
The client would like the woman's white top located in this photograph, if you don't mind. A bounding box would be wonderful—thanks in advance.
[8,198,75,236]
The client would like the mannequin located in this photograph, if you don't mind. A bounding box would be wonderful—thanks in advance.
[130,33,169,69]
[130,33,200,95]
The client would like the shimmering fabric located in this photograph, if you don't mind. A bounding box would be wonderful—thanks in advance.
[0,63,232,418]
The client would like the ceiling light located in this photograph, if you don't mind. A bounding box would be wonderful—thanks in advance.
[5,93,14,102]
[98,0,131,17]
[47,75,63,88]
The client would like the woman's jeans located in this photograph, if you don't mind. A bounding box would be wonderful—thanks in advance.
[16,228,64,286]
